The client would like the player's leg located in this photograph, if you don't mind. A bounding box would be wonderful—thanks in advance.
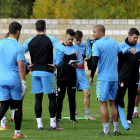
[56,86,66,123]
[75,100,77,117]
[13,100,27,138]
[0,101,10,130]
[75,74,79,117]
[115,81,128,109]
[83,89,90,111]
[41,76,63,130]
[35,93,43,130]
[127,80,138,123]
[77,70,94,119]
[0,85,11,130]
[132,87,140,118]
[109,81,121,135]
[48,93,63,130]
[97,80,110,135]
[83,89,95,120]
[1,112,9,129]
[48,93,56,127]
[10,103,15,122]
[111,80,128,127]
[99,101,110,135]
[67,86,78,123]
[31,75,44,130]
[10,84,27,138]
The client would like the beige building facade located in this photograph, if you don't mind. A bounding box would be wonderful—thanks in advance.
[0,19,140,74]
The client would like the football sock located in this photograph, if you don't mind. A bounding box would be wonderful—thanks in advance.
[15,130,20,136]
[134,107,138,113]
[50,117,56,128]
[36,118,43,128]
[11,109,15,119]
[85,109,89,114]
[103,123,109,134]
[1,117,6,128]
[113,122,119,132]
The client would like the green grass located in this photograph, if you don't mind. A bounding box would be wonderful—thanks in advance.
[0,74,140,140]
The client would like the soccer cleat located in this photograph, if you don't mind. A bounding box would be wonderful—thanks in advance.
[132,112,138,118]
[50,125,64,130]
[85,114,96,120]
[109,120,113,124]
[99,131,111,135]
[70,119,78,124]
[127,120,134,124]
[11,118,14,122]
[13,133,27,139]
[38,127,45,130]
[0,126,9,130]
[56,119,61,124]
[5,120,8,122]
[114,131,121,136]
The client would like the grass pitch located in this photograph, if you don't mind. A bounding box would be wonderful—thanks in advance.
[0,74,140,140]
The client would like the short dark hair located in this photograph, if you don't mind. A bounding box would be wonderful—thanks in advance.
[35,20,46,32]
[9,22,22,34]
[5,32,10,38]
[128,28,140,36]
[94,25,105,34]
[66,29,75,36]
[75,30,83,40]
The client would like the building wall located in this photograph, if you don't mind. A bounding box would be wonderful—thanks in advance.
[0,19,140,74]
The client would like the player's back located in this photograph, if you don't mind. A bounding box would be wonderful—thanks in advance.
[76,43,86,56]
[0,38,23,85]
[93,37,120,81]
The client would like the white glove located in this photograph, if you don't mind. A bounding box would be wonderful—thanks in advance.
[21,80,27,98]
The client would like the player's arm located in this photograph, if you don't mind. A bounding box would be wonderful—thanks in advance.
[138,78,140,92]
[18,60,26,81]
[85,38,92,60]
[118,45,125,72]
[23,38,32,53]
[90,57,99,79]
[17,46,27,98]
[51,37,64,67]
[118,52,124,73]
[24,57,32,74]
[89,43,99,85]
[120,43,136,54]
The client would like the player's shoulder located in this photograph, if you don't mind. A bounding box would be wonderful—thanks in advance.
[72,44,80,51]
[81,43,86,46]
[25,37,34,44]
[93,40,100,48]
[17,42,24,50]
[0,38,6,44]
[45,34,56,41]
[136,43,140,47]
[119,41,127,48]
[109,38,119,45]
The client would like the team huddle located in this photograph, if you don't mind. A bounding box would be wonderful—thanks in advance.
[0,20,140,138]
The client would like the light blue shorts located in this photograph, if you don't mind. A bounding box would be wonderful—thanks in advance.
[96,80,118,101]
[0,84,22,101]
[31,75,56,94]
[76,69,90,91]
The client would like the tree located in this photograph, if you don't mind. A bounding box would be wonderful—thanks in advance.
[0,0,35,18]
[31,0,67,19]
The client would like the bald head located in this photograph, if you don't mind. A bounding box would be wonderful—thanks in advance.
[93,25,105,40]
[94,25,105,34]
